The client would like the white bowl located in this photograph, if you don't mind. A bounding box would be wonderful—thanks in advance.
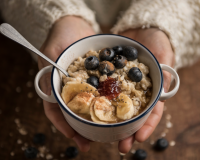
[34,34,180,142]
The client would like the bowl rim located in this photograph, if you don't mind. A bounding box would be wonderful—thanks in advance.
[51,34,163,127]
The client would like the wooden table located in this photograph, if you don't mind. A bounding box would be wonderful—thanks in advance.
[0,26,200,160]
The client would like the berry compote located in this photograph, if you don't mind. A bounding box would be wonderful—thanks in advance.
[97,77,121,100]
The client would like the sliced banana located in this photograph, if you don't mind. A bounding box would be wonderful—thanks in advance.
[67,92,94,114]
[61,81,99,104]
[90,97,117,124]
[112,93,135,120]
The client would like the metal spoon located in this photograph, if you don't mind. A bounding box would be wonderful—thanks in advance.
[0,23,69,77]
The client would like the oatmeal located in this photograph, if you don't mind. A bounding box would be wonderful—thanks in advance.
[61,46,152,124]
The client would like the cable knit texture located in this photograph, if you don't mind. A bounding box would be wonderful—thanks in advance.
[0,0,200,70]
[112,0,200,70]
[0,0,100,60]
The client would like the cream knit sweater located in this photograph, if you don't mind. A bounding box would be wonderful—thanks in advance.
[0,0,200,70]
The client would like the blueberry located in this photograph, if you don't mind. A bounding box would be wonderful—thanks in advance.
[98,61,115,76]
[112,46,123,55]
[113,55,127,69]
[84,56,99,70]
[122,46,138,61]
[33,133,45,145]
[128,67,142,82]
[154,138,169,151]
[65,146,78,159]
[87,76,99,88]
[24,147,38,159]
[99,48,115,61]
[134,149,147,160]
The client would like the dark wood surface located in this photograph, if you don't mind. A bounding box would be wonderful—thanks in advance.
[0,27,200,160]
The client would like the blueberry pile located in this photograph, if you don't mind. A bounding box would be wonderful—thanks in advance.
[133,138,169,159]
[24,147,38,159]
[85,46,143,88]
[65,146,78,159]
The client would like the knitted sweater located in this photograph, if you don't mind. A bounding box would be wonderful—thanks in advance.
[0,0,200,70]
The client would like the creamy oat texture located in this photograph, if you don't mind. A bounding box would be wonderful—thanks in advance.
[62,50,152,123]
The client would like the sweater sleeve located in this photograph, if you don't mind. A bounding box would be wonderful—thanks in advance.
[0,0,100,51]
[111,0,200,70]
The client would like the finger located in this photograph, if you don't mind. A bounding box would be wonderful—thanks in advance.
[73,134,91,152]
[135,101,164,142]
[118,136,135,153]
[43,101,76,139]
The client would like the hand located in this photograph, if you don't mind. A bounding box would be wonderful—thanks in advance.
[118,28,174,153]
[38,16,95,152]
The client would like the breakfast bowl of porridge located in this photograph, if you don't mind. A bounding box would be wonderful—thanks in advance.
[34,34,180,142]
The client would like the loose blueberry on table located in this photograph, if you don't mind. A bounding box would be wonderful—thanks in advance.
[134,149,147,160]
[84,56,99,70]
[154,138,169,151]
[24,147,38,159]
[87,76,99,88]
[65,146,78,159]
[99,48,115,61]
[33,133,46,145]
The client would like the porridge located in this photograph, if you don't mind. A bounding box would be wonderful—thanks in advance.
[61,46,152,124]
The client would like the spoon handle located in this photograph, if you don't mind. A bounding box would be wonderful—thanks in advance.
[0,23,68,77]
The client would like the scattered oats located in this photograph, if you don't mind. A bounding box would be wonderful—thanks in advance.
[19,128,27,135]
[170,141,176,146]
[29,69,35,76]
[16,87,21,93]
[37,98,42,103]
[150,140,155,145]
[161,132,166,137]
[60,153,65,158]
[17,139,22,144]
[130,149,136,154]
[15,107,20,112]
[21,146,26,151]
[164,105,167,111]
[26,81,33,87]
[24,143,28,147]
[39,146,46,153]
[166,114,171,120]
[164,128,169,133]
[46,154,53,160]
[166,121,173,128]
[15,118,20,124]
[39,153,44,158]
[9,133,13,137]
[51,125,57,133]
[10,152,15,156]
[28,92,34,98]
[119,152,126,156]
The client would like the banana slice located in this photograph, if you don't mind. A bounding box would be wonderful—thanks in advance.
[112,93,135,120]
[61,81,99,104]
[67,92,94,114]
[90,97,117,124]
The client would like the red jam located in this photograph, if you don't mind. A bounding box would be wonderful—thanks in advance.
[97,77,121,100]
